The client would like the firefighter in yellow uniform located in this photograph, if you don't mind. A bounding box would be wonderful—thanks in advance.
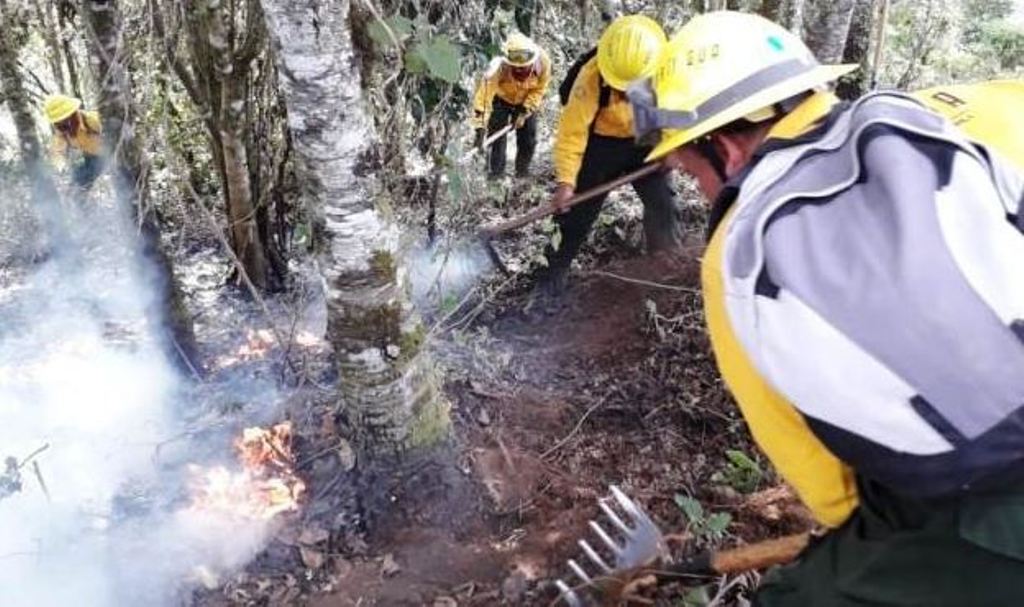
[43,94,104,191]
[471,32,551,180]
[631,11,1024,606]
[541,15,680,294]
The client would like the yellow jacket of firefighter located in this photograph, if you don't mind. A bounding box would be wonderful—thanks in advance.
[51,110,104,160]
[471,51,552,129]
[701,81,1024,529]
[553,57,635,187]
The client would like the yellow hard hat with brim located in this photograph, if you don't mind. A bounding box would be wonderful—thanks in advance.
[630,11,857,161]
[43,94,82,124]
[502,32,540,67]
[596,15,667,91]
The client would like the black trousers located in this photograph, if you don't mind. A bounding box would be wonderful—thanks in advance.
[543,135,681,273]
[487,98,537,178]
[72,154,103,190]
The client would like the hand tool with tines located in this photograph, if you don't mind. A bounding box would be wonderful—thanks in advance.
[554,485,811,606]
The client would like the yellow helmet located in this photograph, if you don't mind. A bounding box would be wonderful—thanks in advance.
[43,94,82,124]
[597,15,667,91]
[632,11,858,161]
[502,32,540,67]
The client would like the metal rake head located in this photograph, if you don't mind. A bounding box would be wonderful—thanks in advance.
[554,485,668,606]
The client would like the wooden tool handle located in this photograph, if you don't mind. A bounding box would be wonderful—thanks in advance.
[710,532,810,573]
[460,124,515,163]
[479,162,662,238]
[666,532,811,579]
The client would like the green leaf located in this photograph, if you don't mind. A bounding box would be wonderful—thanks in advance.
[403,48,428,74]
[674,494,704,524]
[410,36,462,83]
[705,512,732,538]
[681,585,711,607]
[368,15,413,50]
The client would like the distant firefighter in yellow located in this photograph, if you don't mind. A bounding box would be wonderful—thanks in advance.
[43,94,104,191]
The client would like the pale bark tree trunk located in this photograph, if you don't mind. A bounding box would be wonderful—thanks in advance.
[33,0,67,92]
[786,0,805,35]
[262,0,448,454]
[150,0,276,290]
[802,0,858,63]
[207,0,270,289]
[81,0,200,375]
[0,0,61,208]
[57,1,84,98]
[834,0,875,99]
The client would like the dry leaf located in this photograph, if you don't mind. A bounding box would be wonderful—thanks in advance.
[300,546,325,569]
[381,553,401,577]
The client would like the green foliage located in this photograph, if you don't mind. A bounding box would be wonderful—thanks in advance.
[712,449,765,494]
[674,494,732,542]
[367,15,414,49]
[679,586,712,607]
[406,37,461,83]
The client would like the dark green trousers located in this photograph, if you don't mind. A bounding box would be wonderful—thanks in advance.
[756,478,1024,607]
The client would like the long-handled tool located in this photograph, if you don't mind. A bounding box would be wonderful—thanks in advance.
[479,162,662,239]
[476,162,663,274]
[554,486,811,606]
[460,123,515,164]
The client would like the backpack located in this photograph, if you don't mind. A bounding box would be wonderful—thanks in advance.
[558,48,611,108]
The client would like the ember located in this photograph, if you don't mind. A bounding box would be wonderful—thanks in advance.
[189,422,305,520]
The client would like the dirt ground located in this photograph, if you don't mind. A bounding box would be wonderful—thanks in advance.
[294,237,812,606]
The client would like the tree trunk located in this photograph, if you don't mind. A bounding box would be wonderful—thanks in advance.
[802,0,858,63]
[834,0,875,99]
[785,0,805,34]
[57,0,83,97]
[262,0,448,454]
[0,0,61,209]
[33,0,66,92]
[81,0,200,375]
[207,1,270,289]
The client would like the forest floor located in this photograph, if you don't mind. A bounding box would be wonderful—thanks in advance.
[0,171,812,606]
[210,183,815,607]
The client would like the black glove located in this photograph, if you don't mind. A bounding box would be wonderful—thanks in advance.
[474,128,485,149]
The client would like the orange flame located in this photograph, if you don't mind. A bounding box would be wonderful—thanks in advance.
[188,422,306,520]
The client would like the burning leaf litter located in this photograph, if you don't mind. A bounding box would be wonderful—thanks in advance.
[188,422,306,521]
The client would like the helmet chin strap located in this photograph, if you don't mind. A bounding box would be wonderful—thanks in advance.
[694,137,728,183]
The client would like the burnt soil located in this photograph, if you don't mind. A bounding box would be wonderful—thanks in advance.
[192,189,813,606]
[294,242,811,606]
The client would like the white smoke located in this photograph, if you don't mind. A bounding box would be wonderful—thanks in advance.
[406,238,494,310]
[0,187,273,605]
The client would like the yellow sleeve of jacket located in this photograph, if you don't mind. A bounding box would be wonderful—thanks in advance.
[702,212,859,528]
[553,59,602,187]
[471,60,502,130]
[522,50,552,114]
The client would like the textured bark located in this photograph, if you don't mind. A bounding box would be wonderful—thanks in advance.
[262,0,447,453]
[150,0,276,290]
[33,0,67,91]
[81,0,200,374]
[0,0,61,206]
[208,0,270,288]
[802,0,859,63]
[834,0,875,99]
[57,1,83,98]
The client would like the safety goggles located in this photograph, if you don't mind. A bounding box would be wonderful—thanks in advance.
[504,48,536,65]
[626,58,819,147]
